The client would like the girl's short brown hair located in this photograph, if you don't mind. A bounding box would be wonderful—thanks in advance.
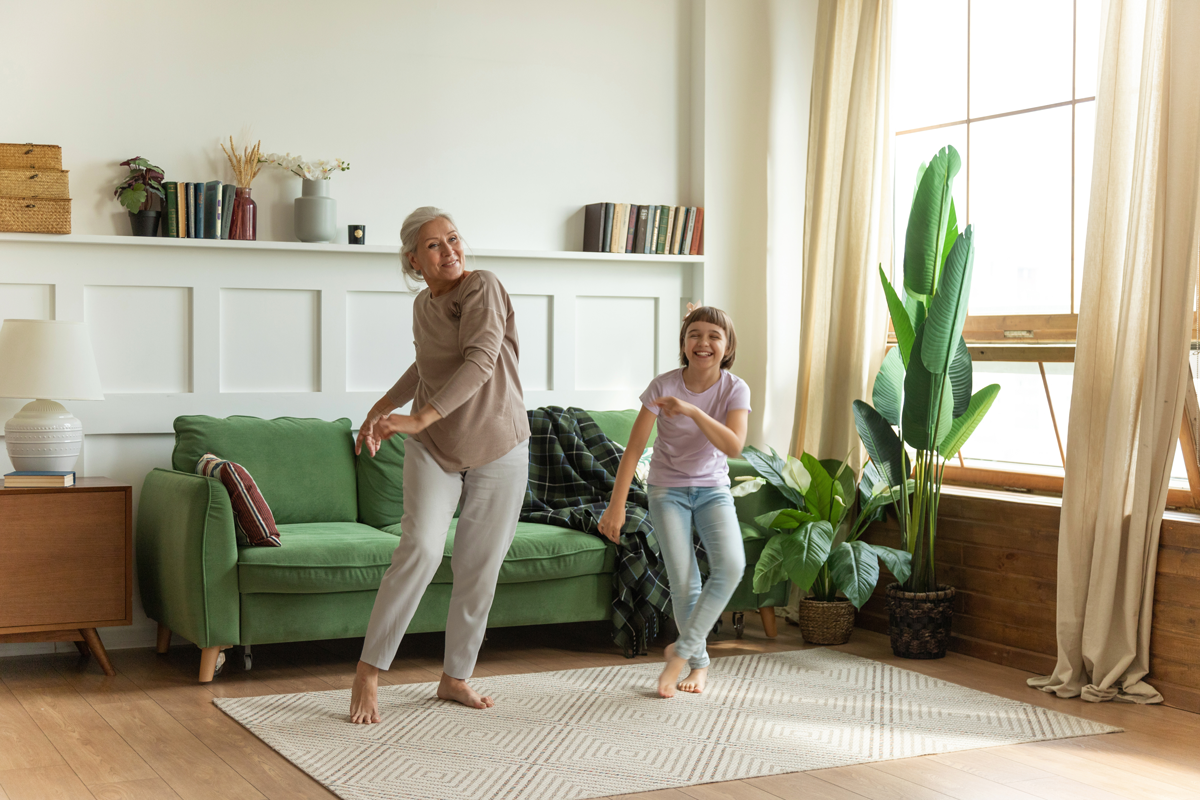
[679,306,737,370]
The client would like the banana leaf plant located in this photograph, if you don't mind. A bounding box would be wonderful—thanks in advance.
[852,144,1000,593]
[733,447,912,609]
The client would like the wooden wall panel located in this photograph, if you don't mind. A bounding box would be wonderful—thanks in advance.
[856,488,1200,714]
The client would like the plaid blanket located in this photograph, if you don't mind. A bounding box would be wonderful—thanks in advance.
[521,406,670,656]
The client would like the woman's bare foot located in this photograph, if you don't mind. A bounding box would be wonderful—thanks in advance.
[658,643,688,698]
[437,672,494,709]
[678,666,707,694]
[349,660,382,724]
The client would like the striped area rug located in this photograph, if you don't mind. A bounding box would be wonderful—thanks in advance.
[214,648,1119,800]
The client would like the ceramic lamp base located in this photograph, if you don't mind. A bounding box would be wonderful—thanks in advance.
[4,399,83,472]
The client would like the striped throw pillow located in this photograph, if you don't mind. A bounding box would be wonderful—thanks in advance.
[196,453,281,547]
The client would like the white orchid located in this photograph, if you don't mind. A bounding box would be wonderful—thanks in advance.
[261,152,350,181]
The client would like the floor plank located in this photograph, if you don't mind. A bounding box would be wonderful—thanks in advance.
[0,765,94,800]
[927,749,1057,784]
[987,743,1198,800]
[743,771,873,799]
[808,765,960,800]
[0,685,66,772]
[871,756,1044,800]
[1008,775,1140,800]
[680,780,782,799]
[9,684,156,786]
[88,777,183,800]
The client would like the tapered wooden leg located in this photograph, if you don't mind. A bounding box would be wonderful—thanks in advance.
[79,628,116,676]
[156,622,172,654]
[73,638,90,658]
[758,607,778,638]
[199,646,228,683]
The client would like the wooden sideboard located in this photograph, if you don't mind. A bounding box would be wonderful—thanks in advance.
[0,477,132,675]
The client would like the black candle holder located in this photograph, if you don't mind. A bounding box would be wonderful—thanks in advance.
[348,224,365,245]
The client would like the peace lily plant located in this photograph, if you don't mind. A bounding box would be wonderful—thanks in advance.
[852,144,1000,594]
[733,448,912,609]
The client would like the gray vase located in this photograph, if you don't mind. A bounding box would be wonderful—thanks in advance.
[294,179,337,242]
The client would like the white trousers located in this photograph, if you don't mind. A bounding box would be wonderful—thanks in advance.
[360,437,529,678]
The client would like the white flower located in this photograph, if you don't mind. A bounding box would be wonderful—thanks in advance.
[782,456,811,495]
[730,476,766,497]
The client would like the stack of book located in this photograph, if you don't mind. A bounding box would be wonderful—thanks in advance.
[3,470,75,488]
[162,181,237,239]
[583,203,704,256]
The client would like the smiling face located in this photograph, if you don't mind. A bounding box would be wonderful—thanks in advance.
[682,321,728,372]
[406,216,465,293]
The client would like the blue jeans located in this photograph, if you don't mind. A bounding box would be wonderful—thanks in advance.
[648,485,746,669]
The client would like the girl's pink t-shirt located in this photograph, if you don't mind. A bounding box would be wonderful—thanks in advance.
[639,368,752,487]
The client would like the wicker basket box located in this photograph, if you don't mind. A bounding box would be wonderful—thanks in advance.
[0,143,63,171]
[0,197,72,234]
[0,169,70,199]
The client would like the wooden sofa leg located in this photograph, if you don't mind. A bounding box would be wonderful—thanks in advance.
[759,607,778,638]
[199,646,226,683]
[156,623,172,654]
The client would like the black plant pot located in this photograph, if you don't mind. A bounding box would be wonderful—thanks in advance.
[129,210,160,237]
[885,583,955,659]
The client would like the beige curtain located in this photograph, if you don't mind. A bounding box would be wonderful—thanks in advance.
[790,0,892,466]
[1028,0,1200,704]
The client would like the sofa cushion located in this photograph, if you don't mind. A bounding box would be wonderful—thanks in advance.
[356,433,406,529]
[588,409,657,448]
[173,415,357,525]
[196,453,281,547]
[237,522,400,594]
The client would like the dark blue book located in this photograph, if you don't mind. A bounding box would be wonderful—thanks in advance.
[193,183,205,239]
[185,183,195,238]
[204,181,221,239]
[602,203,614,253]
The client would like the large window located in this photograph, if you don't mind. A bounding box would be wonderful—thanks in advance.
[891,0,1198,505]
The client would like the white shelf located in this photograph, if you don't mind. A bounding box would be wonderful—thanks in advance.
[0,232,705,263]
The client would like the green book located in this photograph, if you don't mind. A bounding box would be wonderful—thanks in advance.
[655,204,670,254]
[164,182,179,238]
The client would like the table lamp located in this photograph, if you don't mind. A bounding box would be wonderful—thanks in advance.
[0,320,104,472]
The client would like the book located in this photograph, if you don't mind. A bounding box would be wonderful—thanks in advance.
[625,204,638,253]
[655,205,670,254]
[221,184,236,239]
[583,202,605,251]
[164,182,179,238]
[3,470,75,488]
[602,203,614,252]
[193,183,205,239]
[672,206,687,254]
[692,207,704,255]
[649,206,661,253]
[204,181,222,239]
[184,183,194,238]
[633,205,650,253]
[682,206,696,255]
[609,203,624,253]
[664,207,676,255]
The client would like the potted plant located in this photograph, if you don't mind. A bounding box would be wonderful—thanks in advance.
[851,144,1000,658]
[114,157,165,236]
[734,447,912,645]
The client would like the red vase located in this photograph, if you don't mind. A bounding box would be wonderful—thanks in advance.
[228,187,257,240]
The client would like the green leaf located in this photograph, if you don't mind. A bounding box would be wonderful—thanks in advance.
[802,453,839,523]
[752,535,789,592]
[903,326,954,450]
[828,540,880,609]
[754,508,820,530]
[819,458,855,505]
[741,446,805,507]
[880,266,915,367]
[904,145,961,298]
[948,336,972,418]
[872,347,905,426]
[921,226,975,377]
[942,199,959,270]
[784,522,836,591]
[852,400,905,489]
[118,185,147,213]
[870,544,913,584]
[937,383,1001,458]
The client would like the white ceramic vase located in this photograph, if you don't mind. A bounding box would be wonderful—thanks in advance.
[294,179,337,243]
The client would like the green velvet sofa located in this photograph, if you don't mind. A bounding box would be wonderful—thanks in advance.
[136,411,790,682]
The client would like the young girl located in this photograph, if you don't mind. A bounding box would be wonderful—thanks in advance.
[599,306,750,698]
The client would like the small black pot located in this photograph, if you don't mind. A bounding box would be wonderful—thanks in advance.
[129,210,161,237]
[885,583,956,659]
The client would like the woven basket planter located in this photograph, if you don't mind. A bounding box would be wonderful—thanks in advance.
[0,169,69,198]
[0,197,71,234]
[0,143,62,170]
[885,583,956,659]
[795,598,856,645]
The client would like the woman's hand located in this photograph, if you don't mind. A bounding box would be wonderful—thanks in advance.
[598,505,625,544]
[356,409,387,456]
[653,396,697,419]
[364,404,445,457]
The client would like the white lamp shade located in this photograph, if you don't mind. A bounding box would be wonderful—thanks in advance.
[0,319,104,400]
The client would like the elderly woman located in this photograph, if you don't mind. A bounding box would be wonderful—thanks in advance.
[350,207,530,724]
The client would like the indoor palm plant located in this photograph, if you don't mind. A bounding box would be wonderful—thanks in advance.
[735,448,912,644]
[113,157,165,236]
[852,144,1000,658]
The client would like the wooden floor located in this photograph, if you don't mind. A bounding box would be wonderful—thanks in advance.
[0,618,1197,800]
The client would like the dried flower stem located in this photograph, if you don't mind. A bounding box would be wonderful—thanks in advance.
[221,136,263,188]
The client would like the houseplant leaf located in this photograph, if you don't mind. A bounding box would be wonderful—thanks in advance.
[942,199,959,267]
[903,327,954,450]
[872,347,905,426]
[921,226,975,377]
[904,145,960,298]
[948,336,972,418]
[802,453,840,523]
[741,446,805,508]
[751,522,835,593]
[118,185,147,213]
[828,540,880,609]
[852,400,905,489]
[755,508,819,530]
[751,534,789,592]
[880,266,915,366]
[870,544,913,585]
[937,383,1001,458]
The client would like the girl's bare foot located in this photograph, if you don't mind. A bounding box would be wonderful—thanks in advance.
[658,643,688,698]
[437,672,494,708]
[678,666,707,694]
[349,660,382,724]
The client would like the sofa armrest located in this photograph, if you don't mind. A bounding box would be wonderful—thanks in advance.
[729,458,789,539]
[136,468,240,648]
